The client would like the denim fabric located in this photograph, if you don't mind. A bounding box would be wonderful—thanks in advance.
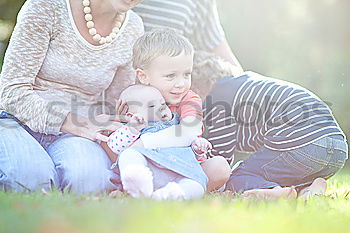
[132,147,208,190]
[0,115,118,193]
[140,113,180,134]
[132,113,208,190]
[225,135,348,192]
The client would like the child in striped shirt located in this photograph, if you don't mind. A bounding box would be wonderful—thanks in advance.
[191,51,348,200]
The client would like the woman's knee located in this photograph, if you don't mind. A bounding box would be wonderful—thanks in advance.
[1,159,57,192]
[0,119,57,192]
[47,135,116,194]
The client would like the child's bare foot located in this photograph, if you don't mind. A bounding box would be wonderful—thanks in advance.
[243,186,297,200]
[109,190,125,198]
[298,178,327,201]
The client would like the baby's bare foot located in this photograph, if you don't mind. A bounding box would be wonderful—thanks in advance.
[243,187,297,200]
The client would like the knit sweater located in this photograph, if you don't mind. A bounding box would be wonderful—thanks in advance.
[0,0,144,134]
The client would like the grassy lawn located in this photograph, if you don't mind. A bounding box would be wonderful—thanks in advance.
[1,172,350,233]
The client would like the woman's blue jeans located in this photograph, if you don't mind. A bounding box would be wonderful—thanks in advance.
[0,118,118,194]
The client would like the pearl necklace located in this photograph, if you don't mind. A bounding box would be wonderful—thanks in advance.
[82,0,125,45]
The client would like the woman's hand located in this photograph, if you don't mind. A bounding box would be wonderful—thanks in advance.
[61,112,124,142]
[100,141,118,162]
[115,99,128,116]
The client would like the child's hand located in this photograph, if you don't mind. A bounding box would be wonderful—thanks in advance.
[128,114,147,131]
[191,138,212,155]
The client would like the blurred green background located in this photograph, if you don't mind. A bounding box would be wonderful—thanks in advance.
[0,0,349,166]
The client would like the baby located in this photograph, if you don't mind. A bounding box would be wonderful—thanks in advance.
[108,84,209,200]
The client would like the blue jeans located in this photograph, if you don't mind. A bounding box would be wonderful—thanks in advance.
[0,117,118,193]
[225,135,348,192]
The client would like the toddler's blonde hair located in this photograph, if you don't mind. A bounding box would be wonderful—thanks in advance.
[191,51,239,98]
[132,29,194,70]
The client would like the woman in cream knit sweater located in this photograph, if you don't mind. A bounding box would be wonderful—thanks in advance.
[0,0,143,193]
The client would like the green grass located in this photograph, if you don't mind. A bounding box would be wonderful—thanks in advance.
[1,172,350,233]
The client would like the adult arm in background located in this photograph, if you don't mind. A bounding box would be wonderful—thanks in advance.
[192,0,244,74]
[211,38,244,75]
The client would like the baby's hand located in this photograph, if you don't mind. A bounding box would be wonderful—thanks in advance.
[128,114,147,131]
[191,138,212,155]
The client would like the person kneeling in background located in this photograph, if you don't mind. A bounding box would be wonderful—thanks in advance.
[190,51,348,200]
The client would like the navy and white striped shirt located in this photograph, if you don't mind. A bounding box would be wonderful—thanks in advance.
[203,72,344,162]
[133,0,225,51]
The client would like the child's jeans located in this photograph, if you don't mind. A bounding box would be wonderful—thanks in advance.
[225,135,348,192]
[0,116,118,193]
